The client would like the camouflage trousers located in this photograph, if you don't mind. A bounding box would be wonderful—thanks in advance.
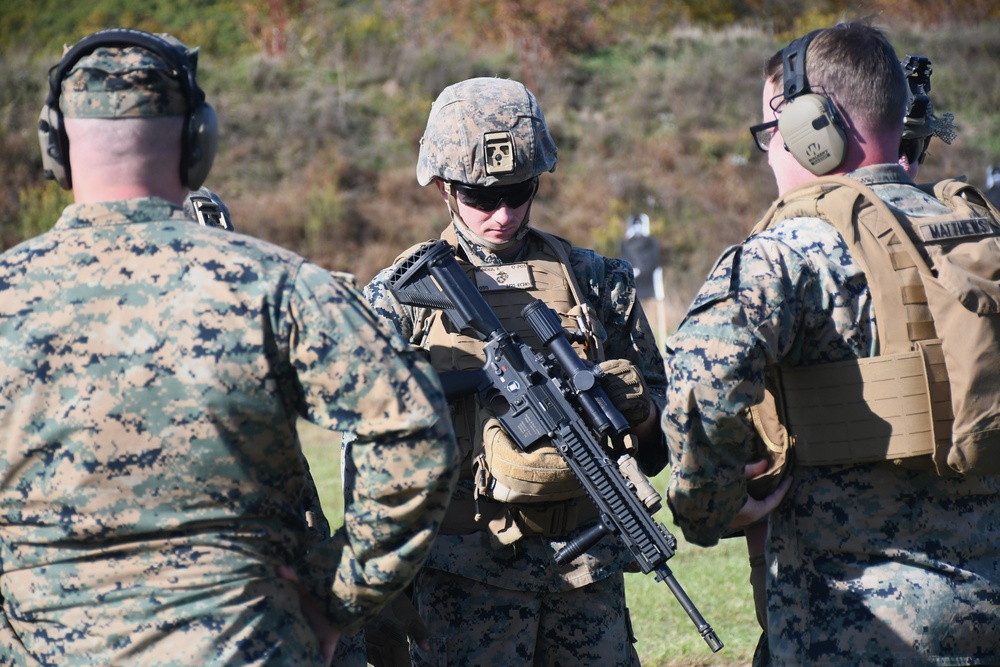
[409,568,639,667]
[330,629,367,667]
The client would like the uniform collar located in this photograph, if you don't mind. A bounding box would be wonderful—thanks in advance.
[844,163,915,188]
[446,223,537,266]
[54,197,188,230]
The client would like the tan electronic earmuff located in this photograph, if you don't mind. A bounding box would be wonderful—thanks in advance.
[777,30,847,176]
[37,27,217,190]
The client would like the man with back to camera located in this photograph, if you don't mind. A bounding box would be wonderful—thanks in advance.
[740,46,961,667]
[342,76,669,666]
[662,22,1000,664]
[0,27,458,665]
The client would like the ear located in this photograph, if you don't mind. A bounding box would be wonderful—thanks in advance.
[435,178,448,200]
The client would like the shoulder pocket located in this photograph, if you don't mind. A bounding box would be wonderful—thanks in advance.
[688,245,742,315]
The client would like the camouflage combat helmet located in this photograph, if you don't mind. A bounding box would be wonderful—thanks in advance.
[416,77,558,188]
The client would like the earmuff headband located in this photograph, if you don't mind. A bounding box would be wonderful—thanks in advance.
[777,29,847,176]
[39,28,215,190]
[45,28,205,114]
[782,30,822,100]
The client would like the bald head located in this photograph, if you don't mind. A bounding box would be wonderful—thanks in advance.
[65,116,187,204]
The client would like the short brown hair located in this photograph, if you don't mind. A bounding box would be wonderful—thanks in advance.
[765,22,907,133]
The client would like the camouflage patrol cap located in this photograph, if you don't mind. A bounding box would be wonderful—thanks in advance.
[416,77,558,187]
[60,45,187,118]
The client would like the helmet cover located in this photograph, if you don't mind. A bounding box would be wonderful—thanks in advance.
[416,77,557,187]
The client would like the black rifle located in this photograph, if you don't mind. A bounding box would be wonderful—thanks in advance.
[387,240,723,653]
[901,54,934,164]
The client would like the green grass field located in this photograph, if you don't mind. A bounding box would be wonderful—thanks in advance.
[299,421,759,667]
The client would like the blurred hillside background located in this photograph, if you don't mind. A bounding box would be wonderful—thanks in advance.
[3,0,999,328]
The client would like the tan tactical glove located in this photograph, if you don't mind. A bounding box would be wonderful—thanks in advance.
[596,359,651,425]
[364,592,429,667]
[746,393,791,500]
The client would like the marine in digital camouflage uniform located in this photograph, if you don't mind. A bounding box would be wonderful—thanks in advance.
[337,77,668,667]
[0,29,458,666]
[662,23,1000,666]
[740,45,963,666]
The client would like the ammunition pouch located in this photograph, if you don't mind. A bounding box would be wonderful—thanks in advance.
[439,485,600,545]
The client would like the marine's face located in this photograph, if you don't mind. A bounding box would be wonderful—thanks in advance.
[455,197,531,245]
[437,179,534,247]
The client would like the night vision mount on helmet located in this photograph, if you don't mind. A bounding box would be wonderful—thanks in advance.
[899,55,957,166]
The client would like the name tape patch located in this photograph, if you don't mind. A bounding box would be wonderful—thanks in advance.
[917,217,997,242]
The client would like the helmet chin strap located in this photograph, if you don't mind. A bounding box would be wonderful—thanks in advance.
[444,182,534,253]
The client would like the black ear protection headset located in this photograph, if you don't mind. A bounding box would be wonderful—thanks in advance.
[37,27,218,191]
[777,29,848,175]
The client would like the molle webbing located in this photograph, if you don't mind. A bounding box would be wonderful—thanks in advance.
[772,343,951,466]
[422,234,592,373]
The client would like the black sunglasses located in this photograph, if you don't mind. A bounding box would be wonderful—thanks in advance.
[749,120,779,152]
[452,178,538,212]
